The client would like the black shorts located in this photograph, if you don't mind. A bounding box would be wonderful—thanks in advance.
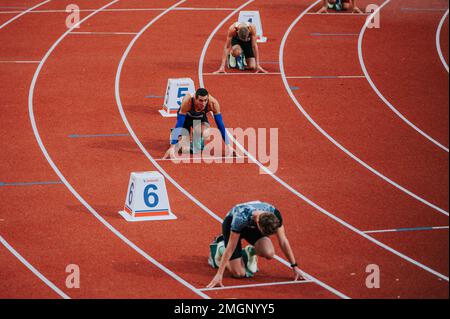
[231,37,255,59]
[222,214,265,260]
[182,114,209,132]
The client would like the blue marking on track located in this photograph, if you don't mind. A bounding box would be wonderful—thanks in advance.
[0,181,62,187]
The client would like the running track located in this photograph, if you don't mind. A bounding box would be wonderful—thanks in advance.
[0,0,448,298]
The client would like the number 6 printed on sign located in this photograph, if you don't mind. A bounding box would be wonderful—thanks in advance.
[119,172,177,222]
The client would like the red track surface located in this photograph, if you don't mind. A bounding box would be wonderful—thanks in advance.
[0,0,448,299]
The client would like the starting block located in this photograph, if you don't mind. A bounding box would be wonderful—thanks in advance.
[238,11,267,43]
[119,171,176,222]
[159,78,195,117]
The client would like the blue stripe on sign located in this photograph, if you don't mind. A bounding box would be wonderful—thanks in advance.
[0,181,62,187]
[310,33,359,36]
[68,133,130,138]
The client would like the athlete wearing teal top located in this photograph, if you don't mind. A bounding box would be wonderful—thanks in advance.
[207,201,305,288]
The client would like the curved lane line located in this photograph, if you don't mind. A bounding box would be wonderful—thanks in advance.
[198,0,449,282]
[282,0,448,216]
[116,0,349,299]
[28,0,207,299]
[358,0,449,152]
[0,0,51,30]
[0,235,70,299]
[436,9,449,73]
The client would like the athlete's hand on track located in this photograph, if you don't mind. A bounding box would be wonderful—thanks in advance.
[256,65,268,73]
[316,6,328,14]
[214,67,226,74]
[163,146,176,159]
[293,266,306,281]
[207,273,224,288]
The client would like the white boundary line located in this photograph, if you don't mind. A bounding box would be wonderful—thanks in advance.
[364,226,449,234]
[0,7,235,14]
[199,279,313,291]
[70,31,138,35]
[358,0,449,152]
[286,75,365,79]
[280,0,448,217]
[116,0,349,300]
[203,72,281,75]
[0,235,70,299]
[436,9,449,73]
[198,0,449,283]
[0,0,51,30]
[28,0,208,299]
[0,60,40,63]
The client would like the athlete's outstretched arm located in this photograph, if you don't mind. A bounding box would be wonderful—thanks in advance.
[276,226,305,281]
[162,95,191,159]
[210,97,234,156]
[215,25,233,74]
[207,231,241,288]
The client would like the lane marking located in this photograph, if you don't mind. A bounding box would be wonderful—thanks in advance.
[154,155,249,162]
[0,0,51,30]
[358,0,449,152]
[203,72,281,75]
[0,60,41,63]
[436,9,449,73]
[0,235,70,299]
[280,0,449,216]
[286,75,365,79]
[28,0,208,300]
[364,226,449,234]
[188,0,450,284]
[277,0,449,281]
[117,0,348,299]
[306,12,370,16]
[0,7,235,14]
[310,32,358,36]
[70,31,138,35]
[68,133,130,138]
[196,0,349,300]
[0,181,62,187]
[401,8,448,12]
[199,280,314,291]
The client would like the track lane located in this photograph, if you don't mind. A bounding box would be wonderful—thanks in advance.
[120,0,448,297]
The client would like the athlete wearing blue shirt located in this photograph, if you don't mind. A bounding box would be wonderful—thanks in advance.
[207,201,305,288]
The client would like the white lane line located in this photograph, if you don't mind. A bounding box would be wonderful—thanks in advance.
[363,226,449,234]
[28,0,208,300]
[203,72,281,75]
[358,0,449,152]
[199,280,313,291]
[0,235,70,299]
[0,60,41,63]
[0,0,51,30]
[70,31,138,35]
[436,9,449,73]
[286,75,365,79]
[281,0,449,216]
[275,0,449,280]
[154,156,248,162]
[200,0,449,283]
[116,0,348,300]
[197,0,350,300]
[0,7,235,14]
[306,12,370,16]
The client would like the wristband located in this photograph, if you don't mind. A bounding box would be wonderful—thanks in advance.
[290,263,298,268]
